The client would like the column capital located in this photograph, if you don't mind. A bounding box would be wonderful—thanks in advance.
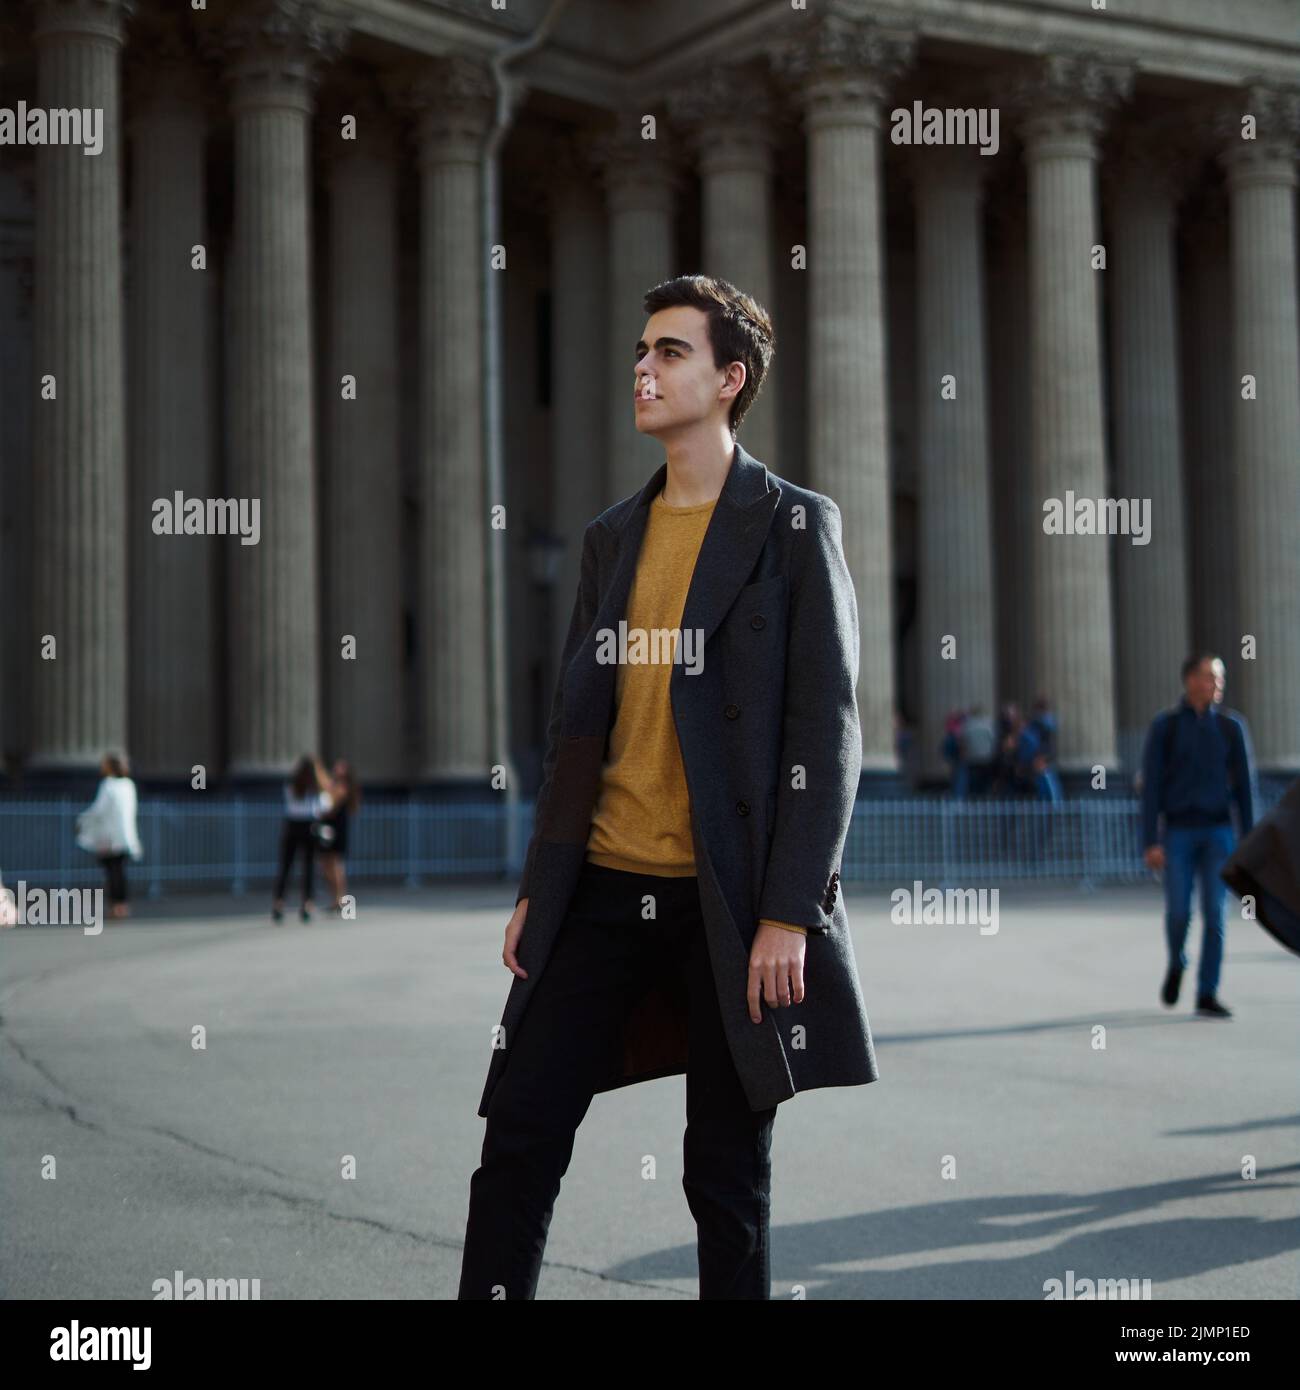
[1011,50,1134,155]
[29,0,134,45]
[769,8,916,130]
[1210,80,1300,184]
[588,115,687,214]
[383,54,495,166]
[201,0,349,115]
[665,62,786,175]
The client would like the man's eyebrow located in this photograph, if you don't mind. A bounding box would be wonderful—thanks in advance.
[634,336,695,354]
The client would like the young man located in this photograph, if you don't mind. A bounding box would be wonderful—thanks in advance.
[1141,654,1257,1018]
[458,275,878,1301]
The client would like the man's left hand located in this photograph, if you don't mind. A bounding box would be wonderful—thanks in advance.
[747,923,807,1023]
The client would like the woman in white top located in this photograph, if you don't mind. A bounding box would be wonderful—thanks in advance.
[272,755,334,924]
[75,752,143,920]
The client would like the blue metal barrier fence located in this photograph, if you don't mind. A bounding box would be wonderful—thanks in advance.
[0,793,1278,899]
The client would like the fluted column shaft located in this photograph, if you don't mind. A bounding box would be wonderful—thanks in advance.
[1219,90,1300,771]
[1180,190,1236,661]
[989,189,1032,715]
[913,148,996,781]
[217,6,342,776]
[547,150,607,665]
[127,56,216,778]
[698,135,778,467]
[597,133,679,503]
[777,19,914,773]
[321,101,404,782]
[668,70,781,467]
[1017,59,1129,774]
[1107,150,1191,748]
[407,59,493,779]
[30,0,131,770]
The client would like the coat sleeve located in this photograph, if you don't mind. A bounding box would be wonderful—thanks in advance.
[515,521,601,906]
[755,497,861,936]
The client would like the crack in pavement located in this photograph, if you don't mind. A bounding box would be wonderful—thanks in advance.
[1,1006,690,1299]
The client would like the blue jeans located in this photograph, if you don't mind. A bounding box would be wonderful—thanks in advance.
[1163,823,1236,998]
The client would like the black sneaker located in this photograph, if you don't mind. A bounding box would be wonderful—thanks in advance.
[1161,966,1182,1007]
[1196,995,1232,1018]
[300,906,312,923]
[271,907,283,924]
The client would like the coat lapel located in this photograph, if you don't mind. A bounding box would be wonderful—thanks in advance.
[562,441,781,741]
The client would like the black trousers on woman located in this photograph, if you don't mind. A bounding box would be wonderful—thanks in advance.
[458,861,777,1300]
[99,853,128,905]
[273,820,316,904]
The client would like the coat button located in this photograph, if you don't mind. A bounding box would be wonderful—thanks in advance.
[736,800,750,816]
[724,703,740,719]
[830,871,840,883]
[750,614,766,630]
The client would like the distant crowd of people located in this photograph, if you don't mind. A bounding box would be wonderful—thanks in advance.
[940,697,1062,802]
[272,755,360,923]
[0,750,361,926]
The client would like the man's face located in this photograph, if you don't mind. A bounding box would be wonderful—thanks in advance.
[633,305,742,437]
[1185,658,1225,707]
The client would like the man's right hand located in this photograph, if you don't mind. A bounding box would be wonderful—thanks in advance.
[503,897,529,978]
[1143,845,1165,873]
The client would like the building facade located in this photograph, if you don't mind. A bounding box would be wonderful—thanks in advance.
[0,0,1297,799]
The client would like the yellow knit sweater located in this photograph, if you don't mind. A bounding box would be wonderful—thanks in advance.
[584,487,807,936]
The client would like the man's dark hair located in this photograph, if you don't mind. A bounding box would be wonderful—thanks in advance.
[1181,652,1221,681]
[642,275,775,436]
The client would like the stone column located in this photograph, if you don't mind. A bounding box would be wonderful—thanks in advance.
[1103,122,1196,759]
[987,173,1032,717]
[391,57,495,781]
[29,0,133,773]
[910,143,997,783]
[1216,84,1300,772]
[545,135,608,666]
[126,20,218,779]
[207,0,344,778]
[668,65,780,467]
[1013,54,1131,778]
[591,118,682,504]
[772,14,914,777]
[1179,182,1236,661]
[318,81,405,783]
[0,18,35,775]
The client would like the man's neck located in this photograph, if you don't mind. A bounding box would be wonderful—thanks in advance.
[660,429,735,507]
[1185,693,1212,715]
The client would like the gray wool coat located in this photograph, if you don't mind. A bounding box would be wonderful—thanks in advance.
[477,440,880,1118]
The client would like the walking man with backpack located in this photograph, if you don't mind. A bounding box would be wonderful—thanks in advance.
[1140,654,1257,1018]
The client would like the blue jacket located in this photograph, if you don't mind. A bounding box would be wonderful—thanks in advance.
[1140,698,1256,849]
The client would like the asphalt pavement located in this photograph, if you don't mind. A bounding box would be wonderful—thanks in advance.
[2,881,1296,1299]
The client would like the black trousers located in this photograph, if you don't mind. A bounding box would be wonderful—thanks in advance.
[273,820,316,904]
[99,853,127,905]
[458,861,777,1300]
